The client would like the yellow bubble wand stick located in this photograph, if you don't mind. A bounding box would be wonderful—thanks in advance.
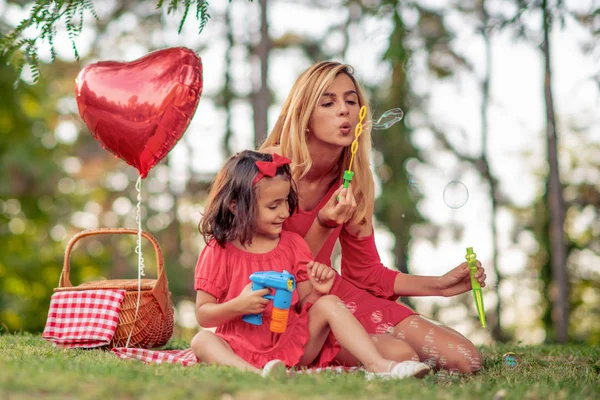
[466,247,486,328]
[343,105,368,188]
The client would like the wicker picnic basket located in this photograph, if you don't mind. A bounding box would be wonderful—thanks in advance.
[54,228,175,349]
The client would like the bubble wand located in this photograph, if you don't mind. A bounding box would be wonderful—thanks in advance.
[466,247,486,328]
[343,105,367,188]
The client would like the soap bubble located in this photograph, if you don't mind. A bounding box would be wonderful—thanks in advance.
[408,319,420,329]
[363,108,404,133]
[502,352,519,368]
[345,301,357,314]
[372,108,404,130]
[439,355,447,367]
[443,181,469,209]
[370,310,383,324]
[375,323,395,335]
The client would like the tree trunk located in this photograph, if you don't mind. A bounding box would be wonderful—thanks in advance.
[253,0,271,149]
[478,1,505,342]
[542,0,569,343]
[222,4,234,157]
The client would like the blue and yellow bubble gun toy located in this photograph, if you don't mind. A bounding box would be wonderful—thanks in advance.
[466,247,486,328]
[241,270,296,333]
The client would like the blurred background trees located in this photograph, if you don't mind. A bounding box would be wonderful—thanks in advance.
[1,0,598,345]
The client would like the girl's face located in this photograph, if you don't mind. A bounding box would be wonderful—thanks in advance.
[307,73,361,149]
[254,176,291,239]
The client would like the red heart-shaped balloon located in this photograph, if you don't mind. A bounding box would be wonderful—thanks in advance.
[75,47,203,178]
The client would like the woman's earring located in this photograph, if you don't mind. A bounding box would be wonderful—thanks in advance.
[305,128,310,135]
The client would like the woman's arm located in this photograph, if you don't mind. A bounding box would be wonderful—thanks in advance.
[303,218,336,257]
[343,208,486,298]
[393,273,441,297]
[341,206,443,298]
[304,184,356,256]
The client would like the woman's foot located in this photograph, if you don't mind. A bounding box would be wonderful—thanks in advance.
[365,360,430,380]
[261,359,287,378]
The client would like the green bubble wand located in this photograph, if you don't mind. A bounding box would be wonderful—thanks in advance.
[343,105,367,188]
[466,247,486,328]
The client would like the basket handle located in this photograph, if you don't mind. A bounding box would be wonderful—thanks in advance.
[59,228,167,290]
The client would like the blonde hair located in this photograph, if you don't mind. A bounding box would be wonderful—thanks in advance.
[261,61,374,225]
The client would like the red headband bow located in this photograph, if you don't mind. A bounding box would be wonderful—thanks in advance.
[252,153,292,185]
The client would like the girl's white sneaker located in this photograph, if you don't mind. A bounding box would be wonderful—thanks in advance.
[365,360,431,380]
[261,359,287,378]
[390,360,431,379]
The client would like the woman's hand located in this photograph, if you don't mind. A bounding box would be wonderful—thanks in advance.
[436,261,486,297]
[232,283,271,315]
[317,184,357,228]
[307,261,336,295]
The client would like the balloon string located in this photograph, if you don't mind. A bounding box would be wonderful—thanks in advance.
[135,176,146,278]
[126,175,145,348]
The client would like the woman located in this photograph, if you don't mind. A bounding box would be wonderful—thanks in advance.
[260,61,486,374]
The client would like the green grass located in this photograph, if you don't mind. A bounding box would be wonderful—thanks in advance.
[1,334,598,400]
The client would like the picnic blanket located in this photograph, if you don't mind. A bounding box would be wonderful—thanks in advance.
[43,290,126,349]
[111,347,362,374]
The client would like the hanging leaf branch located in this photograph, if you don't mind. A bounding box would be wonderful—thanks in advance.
[0,0,213,84]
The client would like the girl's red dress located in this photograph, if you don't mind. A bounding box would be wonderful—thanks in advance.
[283,180,417,364]
[194,230,337,368]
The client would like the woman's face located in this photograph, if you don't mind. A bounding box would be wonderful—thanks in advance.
[307,73,361,149]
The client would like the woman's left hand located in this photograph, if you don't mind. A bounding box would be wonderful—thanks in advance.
[436,261,486,297]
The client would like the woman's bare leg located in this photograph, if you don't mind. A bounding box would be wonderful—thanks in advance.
[191,330,261,374]
[394,315,482,374]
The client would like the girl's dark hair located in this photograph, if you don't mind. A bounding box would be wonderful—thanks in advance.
[199,150,298,247]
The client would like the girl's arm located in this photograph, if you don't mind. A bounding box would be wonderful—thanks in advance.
[296,261,336,310]
[195,290,243,328]
[296,281,323,311]
[195,285,270,328]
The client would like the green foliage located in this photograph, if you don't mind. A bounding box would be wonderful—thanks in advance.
[375,4,425,283]
[1,334,599,399]
[0,0,216,84]
[0,0,98,85]
[0,54,111,333]
[156,0,211,35]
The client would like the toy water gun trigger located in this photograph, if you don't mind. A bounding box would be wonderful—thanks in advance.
[343,106,367,188]
[466,247,486,328]
[241,270,296,333]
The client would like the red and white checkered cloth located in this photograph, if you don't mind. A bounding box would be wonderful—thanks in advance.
[112,347,199,366]
[43,290,126,349]
[111,347,362,374]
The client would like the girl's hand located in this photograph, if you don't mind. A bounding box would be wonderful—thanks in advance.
[307,261,336,295]
[436,260,486,297]
[233,283,271,315]
[317,184,357,228]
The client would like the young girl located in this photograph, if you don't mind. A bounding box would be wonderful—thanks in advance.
[190,150,430,379]
[260,61,486,374]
